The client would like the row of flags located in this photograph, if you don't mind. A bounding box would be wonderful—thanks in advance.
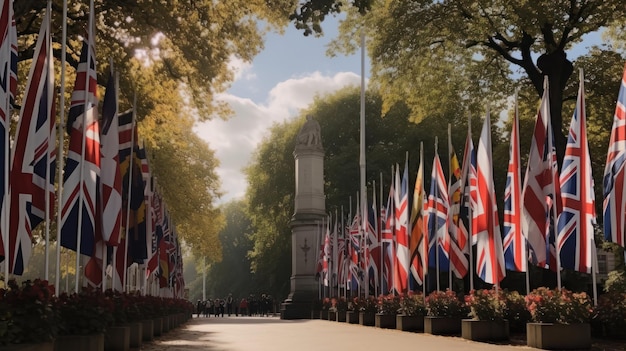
[317,64,626,295]
[0,0,185,298]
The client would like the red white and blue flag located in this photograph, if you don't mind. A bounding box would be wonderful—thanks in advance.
[366,190,380,293]
[522,78,561,270]
[381,175,395,294]
[348,202,361,291]
[460,123,477,247]
[446,135,469,278]
[557,69,596,273]
[409,147,426,287]
[603,63,626,248]
[6,11,55,275]
[394,161,410,293]
[60,25,101,257]
[475,111,505,284]
[503,97,526,272]
[427,151,450,273]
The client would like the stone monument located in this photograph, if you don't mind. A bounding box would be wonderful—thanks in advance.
[280,115,325,319]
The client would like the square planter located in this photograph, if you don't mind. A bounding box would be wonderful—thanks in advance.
[359,312,376,326]
[127,322,142,349]
[375,314,397,329]
[396,315,424,332]
[310,310,320,319]
[0,342,54,351]
[54,334,104,351]
[328,311,337,321]
[153,318,163,337]
[346,311,359,324]
[104,326,130,351]
[424,316,462,335]
[527,323,591,350]
[141,320,154,342]
[336,311,347,322]
[319,310,328,320]
[461,319,509,341]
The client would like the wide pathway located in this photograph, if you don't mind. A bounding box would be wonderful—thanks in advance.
[142,316,536,351]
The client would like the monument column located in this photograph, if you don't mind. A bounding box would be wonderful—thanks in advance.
[281,115,325,319]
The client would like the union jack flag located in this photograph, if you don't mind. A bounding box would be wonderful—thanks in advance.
[503,96,526,272]
[394,161,410,293]
[409,146,426,287]
[381,175,395,294]
[427,151,450,275]
[146,186,163,276]
[446,133,469,278]
[475,111,505,284]
[603,63,626,248]
[60,25,101,257]
[366,190,380,294]
[460,122,476,247]
[522,78,561,270]
[348,203,361,291]
[558,69,596,273]
[336,224,347,289]
[6,11,54,275]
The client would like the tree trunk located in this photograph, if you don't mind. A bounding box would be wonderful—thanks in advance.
[537,50,573,171]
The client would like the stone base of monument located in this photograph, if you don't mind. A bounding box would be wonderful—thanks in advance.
[280,299,314,320]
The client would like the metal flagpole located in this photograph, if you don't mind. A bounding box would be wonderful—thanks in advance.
[359,30,367,299]
[55,0,68,295]
[43,0,52,281]
[434,137,440,291]
[379,173,384,294]
[390,165,395,295]
[467,115,475,292]
[447,124,453,290]
[421,142,427,297]
[123,95,136,292]
[2,0,14,285]
[341,205,346,300]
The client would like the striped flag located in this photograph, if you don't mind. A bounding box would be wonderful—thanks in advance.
[381,176,395,294]
[367,191,380,293]
[475,111,506,284]
[558,69,596,273]
[394,161,410,293]
[447,133,469,278]
[409,146,426,287]
[603,63,626,248]
[427,150,450,273]
[6,11,55,275]
[60,25,101,257]
[348,203,361,291]
[460,124,477,247]
[503,96,526,272]
[522,78,561,269]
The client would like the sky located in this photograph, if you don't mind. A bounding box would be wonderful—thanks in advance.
[194,17,365,205]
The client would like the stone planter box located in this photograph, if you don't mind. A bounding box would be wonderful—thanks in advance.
[0,342,54,351]
[328,311,337,321]
[311,310,320,319]
[336,311,347,322]
[527,323,591,350]
[319,310,328,320]
[462,319,509,341]
[424,317,462,335]
[54,334,104,351]
[359,312,376,326]
[346,311,359,324]
[375,314,397,329]
[104,326,130,351]
[162,316,170,333]
[141,320,154,342]
[396,315,424,332]
[153,318,163,337]
[127,322,142,349]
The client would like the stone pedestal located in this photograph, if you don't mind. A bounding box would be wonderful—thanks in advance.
[424,317,462,335]
[396,315,424,332]
[461,319,509,341]
[281,116,326,320]
[104,326,130,351]
[527,323,591,350]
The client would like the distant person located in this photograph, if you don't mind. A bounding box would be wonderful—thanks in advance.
[219,299,225,317]
[239,298,248,317]
[227,293,234,316]
[196,300,203,318]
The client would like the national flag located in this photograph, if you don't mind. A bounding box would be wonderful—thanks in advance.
[60,23,101,257]
[557,69,596,273]
[603,63,626,248]
[522,78,561,269]
[394,161,410,293]
[348,202,361,290]
[461,127,478,247]
[427,150,450,273]
[99,67,122,246]
[409,145,426,287]
[446,132,469,278]
[475,111,506,284]
[5,11,54,274]
[503,96,526,272]
[146,183,163,276]
[322,219,331,286]
[366,191,380,293]
[381,175,395,293]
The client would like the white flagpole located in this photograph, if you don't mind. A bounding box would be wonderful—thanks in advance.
[43,0,53,281]
[390,165,396,295]
[341,205,346,299]
[2,0,14,284]
[421,142,427,297]
[447,125,453,290]
[123,95,136,292]
[379,173,384,294]
[467,115,475,292]
[434,137,440,291]
[359,30,367,299]
[55,0,68,295]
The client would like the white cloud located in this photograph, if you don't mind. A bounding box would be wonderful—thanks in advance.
[227,56,256,82]
[194,71,361,204]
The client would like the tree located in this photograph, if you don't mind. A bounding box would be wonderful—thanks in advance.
[291,0,626,166]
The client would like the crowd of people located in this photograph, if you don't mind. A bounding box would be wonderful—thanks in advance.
[195,293,276,318]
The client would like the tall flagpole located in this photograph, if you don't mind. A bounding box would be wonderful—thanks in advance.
[467,115,475,292]
[421,142,427,297]
[359,30,367,299]
[379,173,384,294]
[2,0,13,284]
[43,0,53,281]
[434,137,440,291]
[447,124,453,290]
[123,94,137,292]
[341,205,345,299]
[55,0,68,295]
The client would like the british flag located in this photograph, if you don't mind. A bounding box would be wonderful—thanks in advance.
[381,174,395,294]
[409,147,426,288]
[6,11,54,275]
[558,69,596,273]
[475,112,506,284]
[460,123,477,247]
[366,190,380,294]
[60,24,101,257]
[336,221,347,289]
[503,97,526,272]
[446,135,469,278]
[394,161,410,293]
[348,203,361,291]
[522,78,561,269]
[603,63,626,248]
[427,150,450,276]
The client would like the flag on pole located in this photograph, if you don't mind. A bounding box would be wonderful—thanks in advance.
[475,111,506,284]
[127,134,148,264]
[460,125,477,246]
[409,146,426,287]
[447,134,469,278]
[558,69,596,273]
[503,96,526,272]
[522,78,561,269]
[603,63,626,248]
[394,161,410,293]
[348,202,361,291]
[99,67,122,246]
[60,29,101,257]
[381,176,395,293]
[427,151,450,273]
[6,11,55,275]
[367,192,380,293]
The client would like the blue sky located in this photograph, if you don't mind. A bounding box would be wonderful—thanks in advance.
[193,18,607,205]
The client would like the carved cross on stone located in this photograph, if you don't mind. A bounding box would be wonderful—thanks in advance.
[300,238,311,263]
